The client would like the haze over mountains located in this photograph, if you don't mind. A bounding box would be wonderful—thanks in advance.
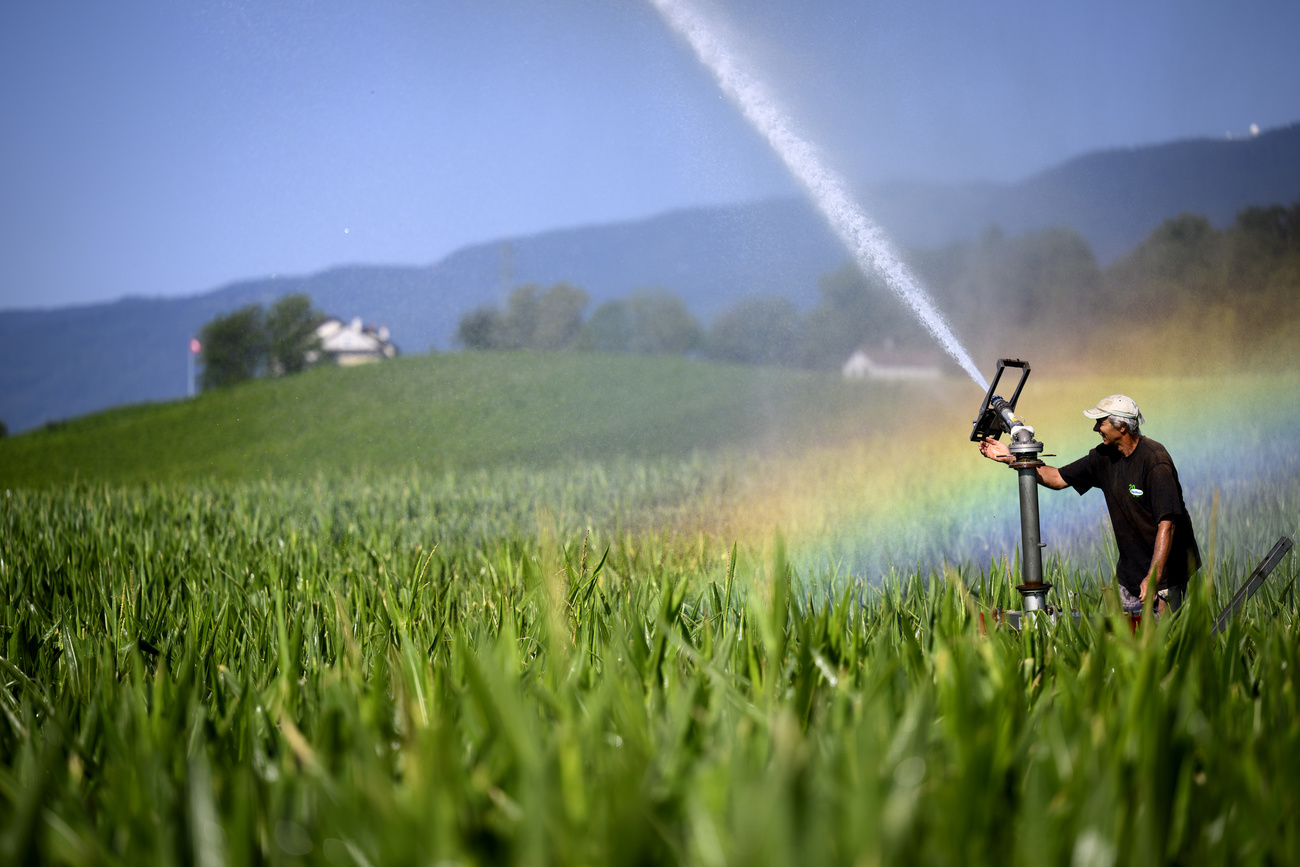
[3,123,1300,434]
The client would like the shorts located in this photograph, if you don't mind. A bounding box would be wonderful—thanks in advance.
[1119,582,1184,614]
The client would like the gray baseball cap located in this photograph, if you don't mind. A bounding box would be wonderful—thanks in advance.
[1083,394,1144,425]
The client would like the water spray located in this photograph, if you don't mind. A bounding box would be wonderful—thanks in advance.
[970,359,1052,614]
[648,0,988,392]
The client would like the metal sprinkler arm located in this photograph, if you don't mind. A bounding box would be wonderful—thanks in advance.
[972,358,1050,610]
[970,359,1031,443]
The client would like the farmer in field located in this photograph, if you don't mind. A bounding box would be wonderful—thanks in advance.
[978,394,1200,614]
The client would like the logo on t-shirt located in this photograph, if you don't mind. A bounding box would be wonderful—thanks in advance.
[1128,483,1144,497]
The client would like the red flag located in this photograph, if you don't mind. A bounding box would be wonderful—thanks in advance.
[190,338,201,354]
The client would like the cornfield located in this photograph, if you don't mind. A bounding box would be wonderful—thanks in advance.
[2,460,1297,865]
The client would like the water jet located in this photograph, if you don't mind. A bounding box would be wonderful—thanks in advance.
[648,0,988,391]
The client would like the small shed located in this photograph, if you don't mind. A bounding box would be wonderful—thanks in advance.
[842,348,942,381]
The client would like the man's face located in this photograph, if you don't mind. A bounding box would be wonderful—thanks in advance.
[1093,416,1126,446]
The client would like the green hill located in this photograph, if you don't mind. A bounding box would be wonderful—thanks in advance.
[0,352,952,487]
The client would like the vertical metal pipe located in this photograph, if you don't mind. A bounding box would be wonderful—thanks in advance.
[1017,465,1044,599]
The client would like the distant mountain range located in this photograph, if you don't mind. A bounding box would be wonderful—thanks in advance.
[3,123,1299,434]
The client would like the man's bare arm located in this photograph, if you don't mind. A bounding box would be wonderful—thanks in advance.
[978,437,1068,489]
[1036,465,1067,489]
[1139,519,1175,603]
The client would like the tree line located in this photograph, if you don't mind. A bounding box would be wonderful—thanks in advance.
[197,294,326,391]
[456,269,967,369]
[456,285,705,356]
[455,197,1300,371]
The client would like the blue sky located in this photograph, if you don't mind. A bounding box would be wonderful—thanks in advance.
[3,0,1298,310]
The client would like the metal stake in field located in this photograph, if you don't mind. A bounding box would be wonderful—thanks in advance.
[971,359,1051,613]
[1212,536,1295,636]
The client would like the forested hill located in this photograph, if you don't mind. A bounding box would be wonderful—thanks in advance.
[3,123,1300,434]
[867,123,1300,259]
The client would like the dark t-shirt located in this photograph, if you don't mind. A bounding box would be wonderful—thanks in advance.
[1058,437,1200,592]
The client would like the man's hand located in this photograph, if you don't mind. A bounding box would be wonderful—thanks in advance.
[978,436,1013,464]
[1139,576,1169,615]
[1140,519,1176,613]
[979,436,1069,489]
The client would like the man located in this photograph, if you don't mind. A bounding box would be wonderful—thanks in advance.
[979,394,1200,614]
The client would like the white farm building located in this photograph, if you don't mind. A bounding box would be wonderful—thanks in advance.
[841,348,942,381]
[308,317,399,367]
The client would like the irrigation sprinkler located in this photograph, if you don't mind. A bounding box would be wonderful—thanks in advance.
[971,359,1054,616]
